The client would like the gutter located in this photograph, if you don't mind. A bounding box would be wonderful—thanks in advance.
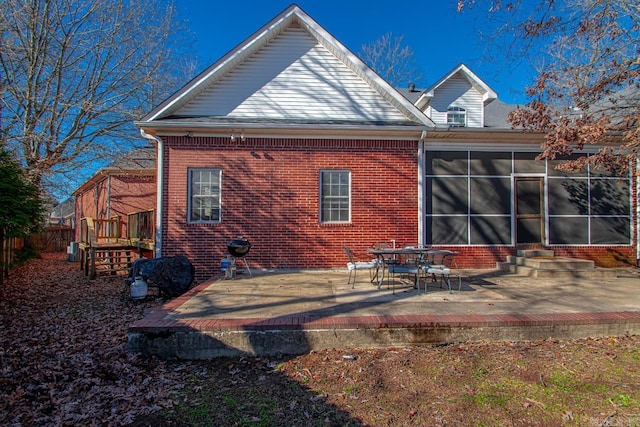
[134,120,429,136]
[140,129,163,258]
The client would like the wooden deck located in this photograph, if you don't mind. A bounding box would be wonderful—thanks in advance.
[79,210,155,278]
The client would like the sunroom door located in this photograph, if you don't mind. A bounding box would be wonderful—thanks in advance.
[514,177,545,245]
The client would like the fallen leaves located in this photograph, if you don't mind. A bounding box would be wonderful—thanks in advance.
[0,253,180,425]
[1,253,640,426]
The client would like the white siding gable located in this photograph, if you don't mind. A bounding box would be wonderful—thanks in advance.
[427,74,484,127]
[175,26,408,122]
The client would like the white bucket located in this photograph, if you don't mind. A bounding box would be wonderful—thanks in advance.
[130,276,148,299]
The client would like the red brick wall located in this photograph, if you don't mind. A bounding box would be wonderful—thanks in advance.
[439,246,514,269]
[74,178,108,241]
[159,136,638,280]
[108,174,156,236]
[552,246,635,268]
[160,136,419,279]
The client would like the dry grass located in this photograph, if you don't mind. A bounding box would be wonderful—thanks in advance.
[134,337,640,426]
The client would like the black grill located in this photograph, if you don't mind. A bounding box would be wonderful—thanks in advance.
[227,237,251,258]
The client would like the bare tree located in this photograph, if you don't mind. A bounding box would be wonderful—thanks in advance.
[0,0,196,194]
[359,33,425,88]
[458,0,640,173]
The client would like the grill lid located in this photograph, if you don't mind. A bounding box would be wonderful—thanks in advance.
[227,237,251,257]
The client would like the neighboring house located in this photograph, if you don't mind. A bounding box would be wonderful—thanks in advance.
[47,197,75,227]
[135,4,636,280]
[73,146,156,251]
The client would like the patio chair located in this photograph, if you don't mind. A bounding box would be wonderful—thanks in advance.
[343,246,378,289]
[387,262,421,295]
[420,250,461,293]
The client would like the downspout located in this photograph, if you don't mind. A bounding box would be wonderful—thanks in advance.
[417,130,427,247]
[107,175,111,235]
[140,129,163,258]
[637,155,639,267]
[106,175,111,216]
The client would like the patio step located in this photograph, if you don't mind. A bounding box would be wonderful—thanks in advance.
[498,252,617,278]
[505,256,595,270]
[496,262,618,278]
[517,249,555,258]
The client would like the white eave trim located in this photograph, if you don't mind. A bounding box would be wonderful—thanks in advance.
[135,120,430,140]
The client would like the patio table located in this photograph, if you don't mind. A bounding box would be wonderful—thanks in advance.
[367,247,453,290]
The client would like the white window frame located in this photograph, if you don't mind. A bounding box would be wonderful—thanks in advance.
[320,170,351,223]
[188,168,222,223]
[447,106,467,127]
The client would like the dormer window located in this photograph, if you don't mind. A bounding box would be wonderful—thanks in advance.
[447,106,466,127]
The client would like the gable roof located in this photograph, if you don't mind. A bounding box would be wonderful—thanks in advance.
[396,86,424,105]
[484,99,518,128]
[104,145,156,171]
[72,146,156,196]
[415,63,497,109]
[50,198,75,219]
[138,4,434,131]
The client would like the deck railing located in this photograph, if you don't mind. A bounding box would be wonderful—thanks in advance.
[79,216,120,245]
[127,209,155,242]
[79,210,154,248]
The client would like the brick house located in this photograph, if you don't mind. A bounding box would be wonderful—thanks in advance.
[136,5,637,280]
[73,146,156,245]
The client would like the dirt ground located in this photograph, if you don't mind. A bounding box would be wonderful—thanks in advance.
[1,253,638,426]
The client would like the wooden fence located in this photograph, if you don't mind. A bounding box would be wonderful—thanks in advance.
[1,236,23,287]
[27,226,75,252]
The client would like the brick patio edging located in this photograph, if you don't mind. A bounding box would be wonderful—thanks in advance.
[130,310,640,333]
[127,279,640,358]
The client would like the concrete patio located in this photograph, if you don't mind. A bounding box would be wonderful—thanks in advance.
[127,267,640,359]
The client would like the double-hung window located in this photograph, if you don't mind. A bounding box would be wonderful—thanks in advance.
[320,170,350,223]
[188,168,221,223]
[447,106,466,127]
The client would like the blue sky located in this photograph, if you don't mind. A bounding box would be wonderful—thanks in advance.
[174,0,536,105]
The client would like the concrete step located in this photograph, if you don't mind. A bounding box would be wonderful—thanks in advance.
[505,256,529,265]
[517,249,555,257]
[522,257,595,270]
[496,262,617,278]
[505,256,595,270]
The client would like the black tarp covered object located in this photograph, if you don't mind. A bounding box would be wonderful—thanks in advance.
[126,255,195,298]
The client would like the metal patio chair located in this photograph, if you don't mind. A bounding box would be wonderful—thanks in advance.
[420,250,461,293]
[387,261,421,295]
[343,246,378,289]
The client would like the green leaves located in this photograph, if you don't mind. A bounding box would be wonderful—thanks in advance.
[0,150,44,237]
